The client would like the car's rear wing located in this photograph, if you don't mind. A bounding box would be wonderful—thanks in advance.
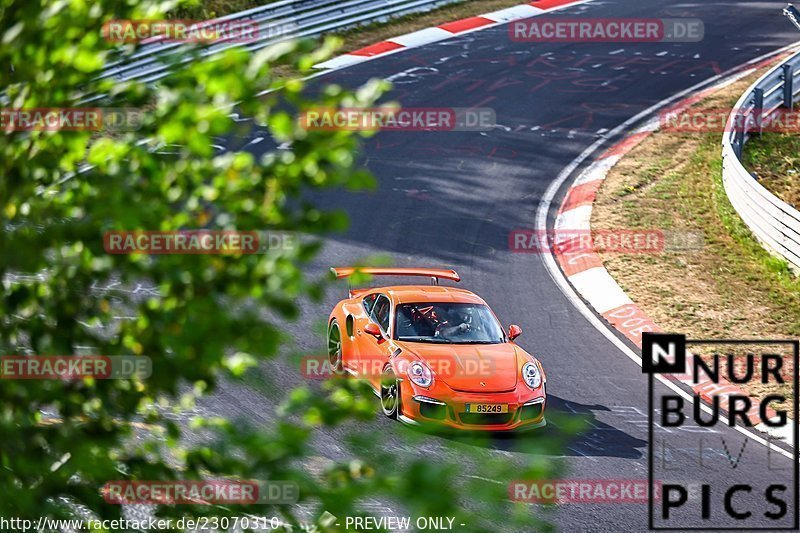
[330,268,460,296]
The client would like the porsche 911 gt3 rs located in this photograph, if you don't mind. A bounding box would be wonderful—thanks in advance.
[327,267,546,430]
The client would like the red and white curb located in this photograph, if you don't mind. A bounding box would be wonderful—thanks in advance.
[314,0,591,70]
[553,63,795,447]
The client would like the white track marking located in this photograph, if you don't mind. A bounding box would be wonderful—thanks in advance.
[554,204,592,231]
[482,5,545,23]
[389,27,453,47]
[568,267,633,314]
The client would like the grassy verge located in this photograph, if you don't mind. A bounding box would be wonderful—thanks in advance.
[592,72,800,405]
[743,132,800,209]
[174,0,529,54]
[173,0,259,19]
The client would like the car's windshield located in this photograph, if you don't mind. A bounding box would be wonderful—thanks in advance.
[394,303,505,344]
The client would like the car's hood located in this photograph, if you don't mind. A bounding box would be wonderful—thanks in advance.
[397,341,520,392]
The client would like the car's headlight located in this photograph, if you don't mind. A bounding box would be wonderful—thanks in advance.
[522,362,542,389]
[408,361,433,388]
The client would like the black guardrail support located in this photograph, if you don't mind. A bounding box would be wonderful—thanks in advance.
[753,88,764,136]
[783,63,795,109]
[734,122,744,159]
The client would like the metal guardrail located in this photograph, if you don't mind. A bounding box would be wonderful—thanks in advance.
[721,49,800,271]
[99,0,464,85]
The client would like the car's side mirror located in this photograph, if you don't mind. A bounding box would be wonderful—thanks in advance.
[364,322,384,341]
[508,324,522,341]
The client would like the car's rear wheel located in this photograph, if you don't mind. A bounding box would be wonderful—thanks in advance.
[327,320,343,372]
[380,366,400,419]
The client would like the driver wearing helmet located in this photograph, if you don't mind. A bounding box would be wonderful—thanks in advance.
[435,306,472,339]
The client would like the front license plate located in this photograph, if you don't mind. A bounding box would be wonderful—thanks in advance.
[465,403,508,413]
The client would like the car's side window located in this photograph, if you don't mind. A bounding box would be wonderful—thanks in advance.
[362,293,378,316]
[370,295,391,333]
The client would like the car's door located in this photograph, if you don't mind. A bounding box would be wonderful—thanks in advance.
[362,294,393,385]
[351,293,378,373]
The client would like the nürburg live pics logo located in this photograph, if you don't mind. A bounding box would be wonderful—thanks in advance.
[644,333,799,530]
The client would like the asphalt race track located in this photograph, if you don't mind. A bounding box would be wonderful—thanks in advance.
[213,1,800,531]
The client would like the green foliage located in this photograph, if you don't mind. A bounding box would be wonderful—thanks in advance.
[0,0,575,531]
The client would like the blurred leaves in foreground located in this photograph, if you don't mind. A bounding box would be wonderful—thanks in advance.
[0,0,579,531]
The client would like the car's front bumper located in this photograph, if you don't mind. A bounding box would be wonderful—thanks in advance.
[398,379,546,431]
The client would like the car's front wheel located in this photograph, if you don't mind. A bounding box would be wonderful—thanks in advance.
[327,319,343,372]
[380,366,401,419]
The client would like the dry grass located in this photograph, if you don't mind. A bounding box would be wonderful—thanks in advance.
[593,72,800,408]
[172,0,258,19]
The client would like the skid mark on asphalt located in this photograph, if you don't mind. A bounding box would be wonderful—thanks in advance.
[392,187,431,200]
[609,405,719,435]
[595,375,638,393]
[657,440,741,469]
[384,66,439,84]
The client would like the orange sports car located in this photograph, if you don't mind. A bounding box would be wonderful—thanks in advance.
[326,267,546,431]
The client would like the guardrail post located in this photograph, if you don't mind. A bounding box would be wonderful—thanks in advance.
[783,64,795,109]
[753,88,764,136]
[734,126,744,159]
[731,111,746,159]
